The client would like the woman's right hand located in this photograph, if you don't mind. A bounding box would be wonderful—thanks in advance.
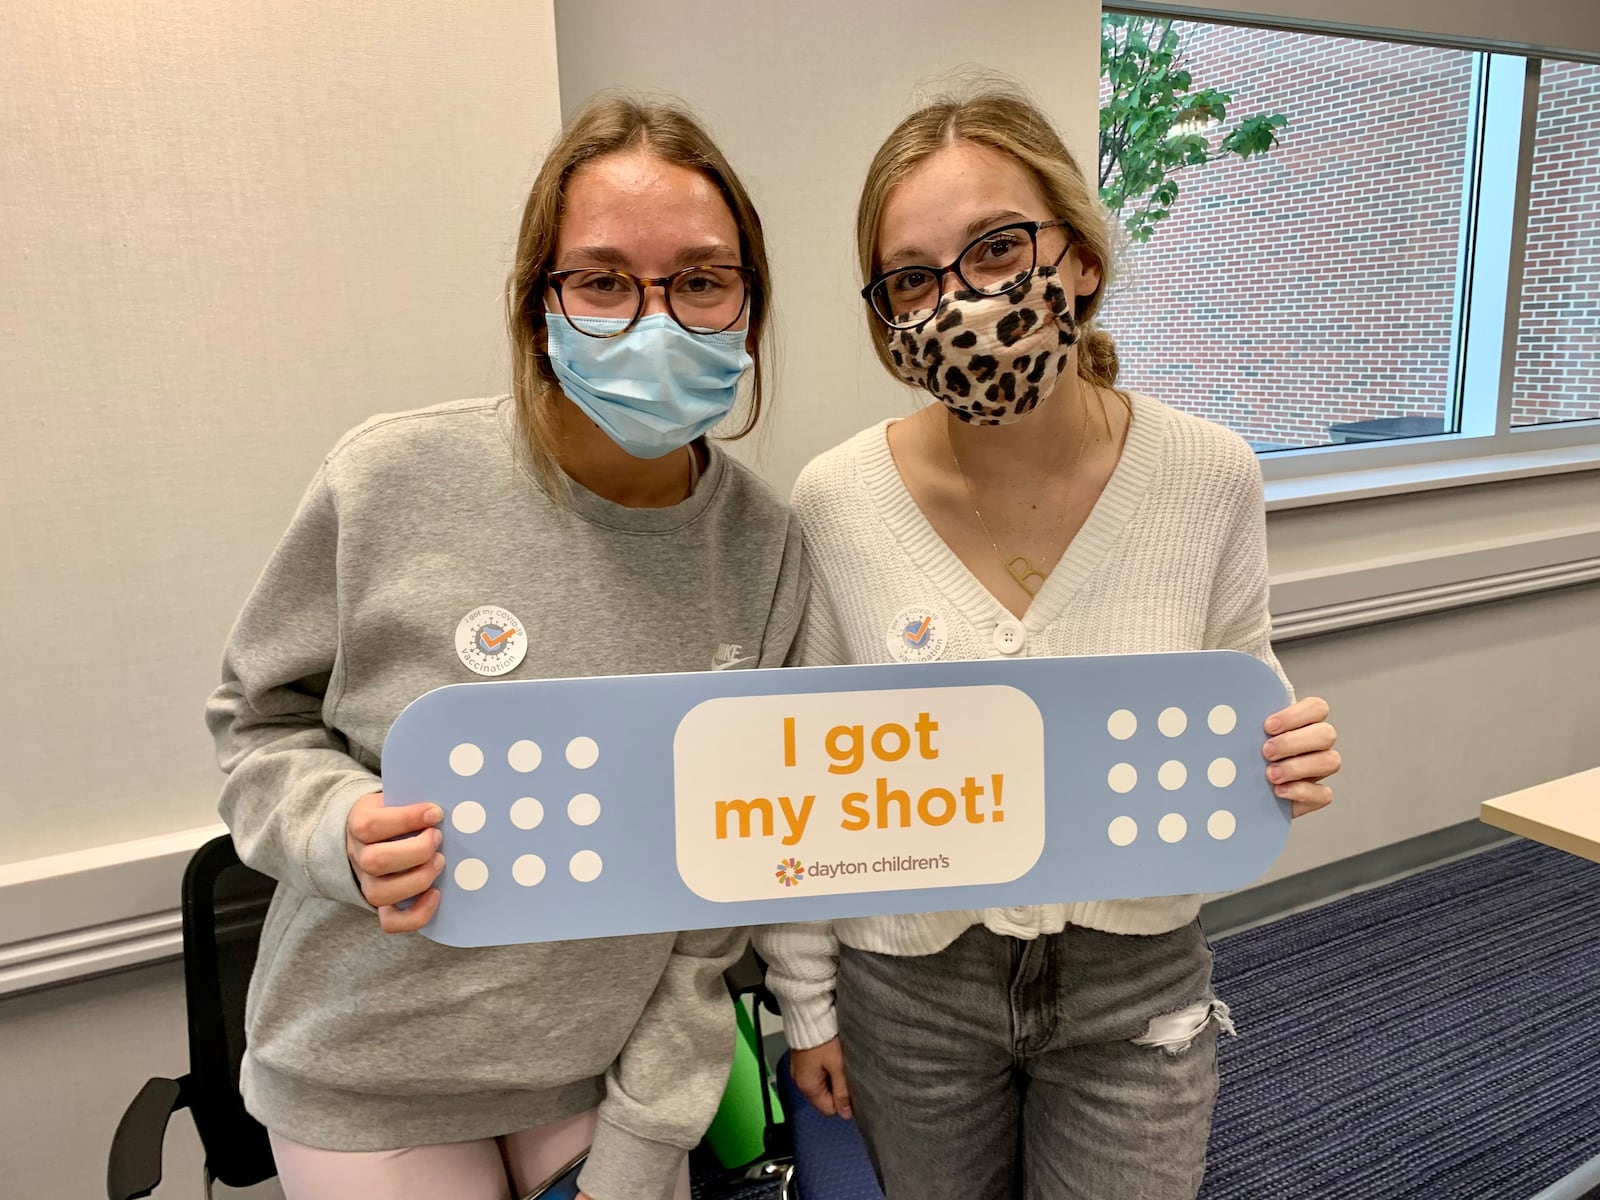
[791,1036,853,1119]
[344,791,445,933]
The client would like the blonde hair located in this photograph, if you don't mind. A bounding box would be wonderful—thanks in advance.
[507,93,772,489]
[856,88,1120,390]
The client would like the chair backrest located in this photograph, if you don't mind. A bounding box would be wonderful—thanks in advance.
[774,1052,883,1200]
[180,835,278,1189]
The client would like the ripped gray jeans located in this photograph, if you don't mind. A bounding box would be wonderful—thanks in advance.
[835,921,1232,1200]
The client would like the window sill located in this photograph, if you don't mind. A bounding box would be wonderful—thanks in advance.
[1264,439,1600,512]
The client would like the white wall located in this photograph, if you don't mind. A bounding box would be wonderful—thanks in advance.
[0,962,281,1200]
[553,0,1104,494]
[1268,583,1600,882]
[2,5,561,1193]
[1,1,562,865]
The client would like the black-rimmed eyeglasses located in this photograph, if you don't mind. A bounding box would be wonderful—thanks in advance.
[862,219,1075,331]
[547,265,756,338]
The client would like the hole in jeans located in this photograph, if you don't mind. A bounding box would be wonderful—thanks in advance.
[1131,998,1235,1056]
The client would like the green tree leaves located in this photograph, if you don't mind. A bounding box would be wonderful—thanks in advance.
[1100,15,1288,243]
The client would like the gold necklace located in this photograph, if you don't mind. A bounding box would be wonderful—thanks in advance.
[948,404,1090,598]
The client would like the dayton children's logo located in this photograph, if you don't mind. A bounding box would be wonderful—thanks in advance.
[774,857,806,888]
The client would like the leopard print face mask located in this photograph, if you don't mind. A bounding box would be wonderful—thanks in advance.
[886,266,1079,425]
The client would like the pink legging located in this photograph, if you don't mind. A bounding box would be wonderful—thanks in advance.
[268,1110,692,1200]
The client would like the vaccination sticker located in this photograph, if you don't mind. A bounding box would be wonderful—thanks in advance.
[381,651,1293,948]
[885,605,949,663]
[455,605,527,677]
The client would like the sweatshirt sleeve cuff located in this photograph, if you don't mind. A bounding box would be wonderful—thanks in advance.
[305,774,381,908]
[778,996,839,1051]
[577,1115,687,1200]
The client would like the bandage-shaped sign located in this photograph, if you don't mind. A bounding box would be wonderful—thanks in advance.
[383,652,1290,947]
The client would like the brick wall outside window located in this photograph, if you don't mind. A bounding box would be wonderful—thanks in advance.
[1511,59,1600,427]
[1097,23,1599,448]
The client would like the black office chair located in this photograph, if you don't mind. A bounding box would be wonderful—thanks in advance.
[107,834,277,1199]
[106,837,790,1200]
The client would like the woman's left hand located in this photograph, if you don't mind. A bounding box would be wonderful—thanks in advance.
[1263,696,1339,818]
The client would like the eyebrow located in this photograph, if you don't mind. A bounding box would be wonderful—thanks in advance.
[555,243,741,271]
[880,210,1031,270]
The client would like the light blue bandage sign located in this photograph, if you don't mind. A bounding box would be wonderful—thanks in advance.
[383,653,1291,947]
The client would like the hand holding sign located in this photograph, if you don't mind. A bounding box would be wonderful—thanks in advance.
[381,651,1291,947]
[344,792,445,931]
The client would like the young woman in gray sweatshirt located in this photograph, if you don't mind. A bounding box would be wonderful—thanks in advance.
[206,95,809,1200]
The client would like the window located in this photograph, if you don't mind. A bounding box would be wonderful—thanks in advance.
[1097,12,1600,465]
[1511,60,1600,427]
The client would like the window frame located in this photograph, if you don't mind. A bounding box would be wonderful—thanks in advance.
[1103,7,1600,508]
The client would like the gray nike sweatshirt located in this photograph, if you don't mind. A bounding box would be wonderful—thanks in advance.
[205,396,809,1200]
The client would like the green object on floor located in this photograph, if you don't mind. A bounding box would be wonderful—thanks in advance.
[704,997,783,1168]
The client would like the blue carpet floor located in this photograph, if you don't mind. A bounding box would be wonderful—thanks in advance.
[699,838,1600,1199]
[1199,838,1600,1199]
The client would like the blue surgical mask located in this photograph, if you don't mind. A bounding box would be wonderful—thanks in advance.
[544,312,752,460]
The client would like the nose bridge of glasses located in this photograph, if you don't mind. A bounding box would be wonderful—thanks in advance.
[637,276,673,317]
